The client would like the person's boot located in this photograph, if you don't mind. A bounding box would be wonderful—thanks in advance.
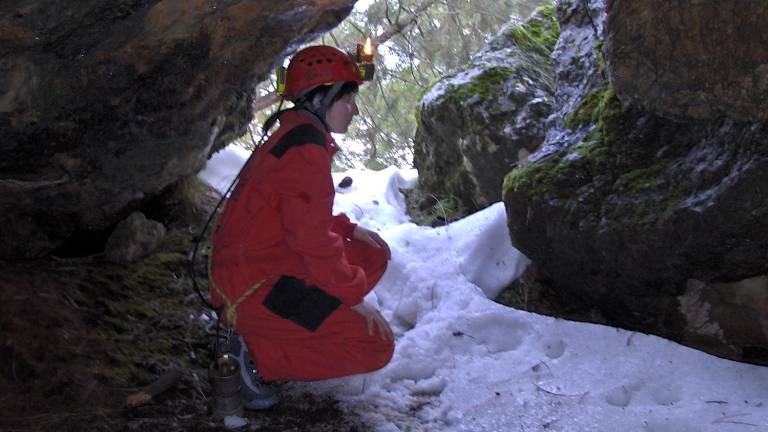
[221,335,279,410]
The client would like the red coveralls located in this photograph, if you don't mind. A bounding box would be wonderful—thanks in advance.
[209,110,394,381]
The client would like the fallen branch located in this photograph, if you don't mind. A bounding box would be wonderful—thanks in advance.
[711,413,758,427]
[533,382,588,398]
[126,369,183,407]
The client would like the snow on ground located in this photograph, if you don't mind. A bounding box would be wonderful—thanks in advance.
[201,145,768,432]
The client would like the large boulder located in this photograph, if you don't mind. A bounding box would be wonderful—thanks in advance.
[604,0,768,122]
[503,0,768,364]
[0,0,355,259]
[411,5,559,219]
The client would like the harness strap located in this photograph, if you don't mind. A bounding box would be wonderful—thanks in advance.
[208,239,266,329]
[210,277,265,329]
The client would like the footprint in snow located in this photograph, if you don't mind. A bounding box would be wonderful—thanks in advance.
[542,339,567,359]
[462,312,529,353]
[650,383,682,406]
[605,384,634,408]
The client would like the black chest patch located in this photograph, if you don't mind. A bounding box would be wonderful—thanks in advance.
[269,124,327,159]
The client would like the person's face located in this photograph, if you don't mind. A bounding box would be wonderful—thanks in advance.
[325,91,359,134]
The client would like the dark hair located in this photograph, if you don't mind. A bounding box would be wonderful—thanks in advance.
[301,81,359,106]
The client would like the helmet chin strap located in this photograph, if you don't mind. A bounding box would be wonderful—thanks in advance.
[298,82,345,129]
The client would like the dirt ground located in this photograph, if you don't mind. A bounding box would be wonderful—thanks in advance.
[0,180,369,432]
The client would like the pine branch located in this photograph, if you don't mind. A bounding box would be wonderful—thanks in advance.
[376,78,407,133]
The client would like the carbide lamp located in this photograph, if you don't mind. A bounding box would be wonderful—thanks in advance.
[356,37,375,81]
[357,37,375,63]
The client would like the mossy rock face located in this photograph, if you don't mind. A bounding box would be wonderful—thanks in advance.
[411,3,559,218]
[502,0,768,365]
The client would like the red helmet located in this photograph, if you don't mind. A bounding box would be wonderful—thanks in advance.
[284,45,363,101]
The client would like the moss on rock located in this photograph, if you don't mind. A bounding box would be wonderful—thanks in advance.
[443,66,515,106]
[503,84,624,199]
[412,2,560,221]
[503,154,563,197]
[564,86,618,131]
[506,4,560,54]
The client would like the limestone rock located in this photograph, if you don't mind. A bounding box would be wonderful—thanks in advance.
[412,4,560,217]
[0,0,355,259]
[679,276,768,362]
[104,211,166,263]
[605,0,768,121]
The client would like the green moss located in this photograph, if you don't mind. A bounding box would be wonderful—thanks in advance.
[595,39,605,74]
[572,90,694,223]
[616,165,665,193]
[81,229,210,388]
[404,185,469,227]
[439,2,560,108]
[443,66,515,105]
[571,143,591,157]
[565,86,618,130]
[503,84,625,199]
[423,194,461,226]
[508,3,560,54]
[503,154,564,197]
[504,57,700,229]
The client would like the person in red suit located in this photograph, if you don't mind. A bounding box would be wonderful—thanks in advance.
[209,45,394,410]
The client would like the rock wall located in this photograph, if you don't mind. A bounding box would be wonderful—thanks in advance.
[0,0,355,259]
[503,0,768,364]
[605,0,768,122]
[411,4,559,220]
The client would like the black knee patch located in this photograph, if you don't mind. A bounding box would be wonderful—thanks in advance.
[262,275,341,332]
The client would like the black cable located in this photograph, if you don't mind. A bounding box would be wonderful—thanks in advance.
[188,101,284,312]
[188,172,239,311]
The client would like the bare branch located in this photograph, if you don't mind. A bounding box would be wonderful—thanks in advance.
[329,31,342,47]
[347,19,368,37]
[375,0,441,45]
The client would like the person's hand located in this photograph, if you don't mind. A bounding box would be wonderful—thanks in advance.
[350,301,394,342]
[352,226,391,259]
